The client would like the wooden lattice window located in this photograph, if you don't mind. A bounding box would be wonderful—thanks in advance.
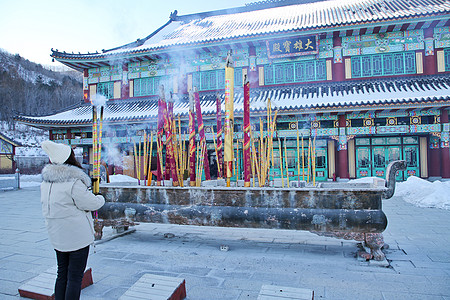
[263,60,326,85]
[97,82,114,99]
[234,68,242,87]
[444,48,450,72]
[134,76,165,96]
[264,65,274,85]
[352,52,416,78]
[196,69,229,91]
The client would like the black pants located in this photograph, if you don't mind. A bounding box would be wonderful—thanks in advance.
[54,245,89,300]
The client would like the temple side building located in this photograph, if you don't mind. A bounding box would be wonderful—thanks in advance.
[16,0,450,181]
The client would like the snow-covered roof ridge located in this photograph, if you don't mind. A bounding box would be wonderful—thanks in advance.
[51,0,449,62]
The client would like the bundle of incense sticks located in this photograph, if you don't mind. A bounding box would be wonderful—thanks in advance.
[156,134,165,186]
[147,132,154,186]
[188,91,196,186]
[297,125,300,183]
[302,135,305,181]
[133,139,139,183]
[216,93,223,179]
[224,51,234,187]
[284,137,289,187]
[195,140,206,186]
[312,135,316,185]
[172,117,186,187]
[243,76,250,186]
[211,126,221,177]
[92,105,104,194]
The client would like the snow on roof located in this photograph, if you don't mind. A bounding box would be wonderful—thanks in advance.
[136,0,444,50]
[52,0,450,60]
[15,75,450,126]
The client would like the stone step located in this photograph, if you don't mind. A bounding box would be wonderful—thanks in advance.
[18,267,93,300]
[119,273,186,300]
[257,284,314,300]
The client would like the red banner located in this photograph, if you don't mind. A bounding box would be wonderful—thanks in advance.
[243,77,251,187]
[194,90,211,180]
[216,94,223,179]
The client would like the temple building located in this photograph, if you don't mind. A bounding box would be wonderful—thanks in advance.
[16,0,450,181]
[0,132,21,173]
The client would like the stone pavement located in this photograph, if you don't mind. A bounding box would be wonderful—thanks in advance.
[0,186,449,300]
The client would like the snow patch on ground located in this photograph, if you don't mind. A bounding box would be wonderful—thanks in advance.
[395,176,450,210]
[348,177,381,184]
[109,174,138,183]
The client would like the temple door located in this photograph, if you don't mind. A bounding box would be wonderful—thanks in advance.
[403,145,420,179]
[356,147,371,178]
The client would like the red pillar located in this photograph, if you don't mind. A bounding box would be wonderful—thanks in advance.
[441,109,450,178]
[428,147,440,177]
[423,28,437,75]
[66,129,72,145]
[332,34,344,82]
[338,114,349,179]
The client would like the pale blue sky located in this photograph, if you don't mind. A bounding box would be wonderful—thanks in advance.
[0,0,248,67]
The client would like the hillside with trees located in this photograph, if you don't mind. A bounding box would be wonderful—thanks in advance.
[0,49,83,126]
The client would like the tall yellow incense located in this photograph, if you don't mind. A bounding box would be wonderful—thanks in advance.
[172,120,180,184]
[138,137,142,181]
[224,51,234,187]
[147,133,153,186]
[296,127,300,183]
[284,138,289,187]
[250,131,255,187]
[156,138,164,185]
[178,116,184,187]
[301,135,304,181]
[133,141,138,180]
[307,138,311,183]
[197,141,206,186]
[269,111,278,185]
[92,106,99,194]
[97,106,104,186]
[278,139,284,188]
[233,143,236,178]
[195,142,199,184]
[313,135,316,185]
[259,119,263,182]
[143,132,147,179]
[211,127,221,176]
[253,142,261,186]
[145,132,150,180]
[236,141,240,180]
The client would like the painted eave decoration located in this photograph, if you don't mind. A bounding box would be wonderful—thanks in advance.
[15,74,450,127]
[51,0,450,68]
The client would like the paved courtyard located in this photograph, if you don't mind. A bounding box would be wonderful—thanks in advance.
[0,186,449,299]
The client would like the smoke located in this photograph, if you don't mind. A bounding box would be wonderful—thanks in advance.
[91,93,108,108]
[105,143,123,167]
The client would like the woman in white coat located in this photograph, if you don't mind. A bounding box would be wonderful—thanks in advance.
[41,140,105,300]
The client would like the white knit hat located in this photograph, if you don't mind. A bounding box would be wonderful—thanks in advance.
[41,140,72,164]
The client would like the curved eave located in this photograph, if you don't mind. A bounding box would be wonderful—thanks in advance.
[0,132,22,147]
[15,97,450,128]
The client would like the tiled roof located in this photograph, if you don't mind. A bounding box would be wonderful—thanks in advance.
[16,75,450,127]
[0,132,22,147]
[52,0,450,61]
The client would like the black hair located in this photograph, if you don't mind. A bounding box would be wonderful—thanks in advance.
[64,149,83,169]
